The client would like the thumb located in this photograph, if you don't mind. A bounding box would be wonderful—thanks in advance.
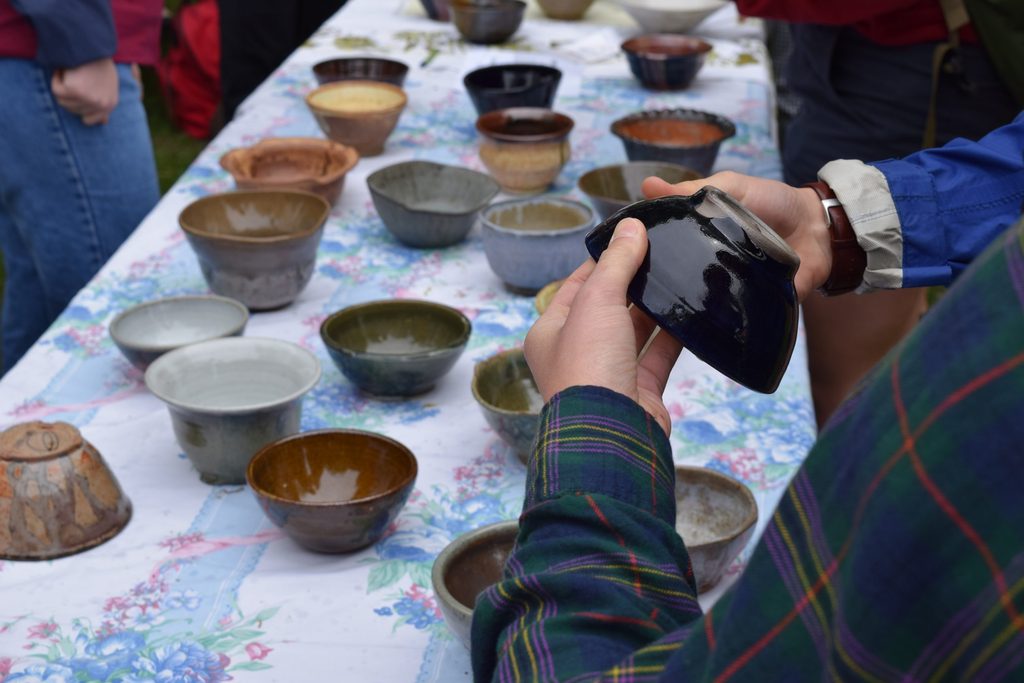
[586,218,648,298]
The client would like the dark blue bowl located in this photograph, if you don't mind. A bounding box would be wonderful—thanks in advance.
[610,108,736,176]
[621,34,712,90]
[463,64,562,116]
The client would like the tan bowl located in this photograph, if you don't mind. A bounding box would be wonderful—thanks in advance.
[534,279,565,315]
[306,81,408,157]
[476,107,574,194]
[219,137,358,205]
[0,421,132,560]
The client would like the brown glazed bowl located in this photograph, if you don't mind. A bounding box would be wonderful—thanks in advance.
[610,108,736,176]
[537,0,595,19]
[621,34,713,90]
[312,57,410,87]
[306,81,408,157]
[471,348,543,462]
[179,190,331,310]
[577,161,701,220]
[476,107,574,193]
[451,0,526,44]
[675,465,757,592]
[0,421,131,560]
[247,429,417,553]
[432,519,517,649]
[219,137,358,205]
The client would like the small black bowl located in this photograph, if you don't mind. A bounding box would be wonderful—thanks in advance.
[312,57,410,87]
[621,34,712,90]
[463,64,561,116]
[584,187,799,393]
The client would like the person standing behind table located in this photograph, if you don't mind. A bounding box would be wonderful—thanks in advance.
[472,113,1024,681]
[733,0,1020,427]
[0,0,162,374]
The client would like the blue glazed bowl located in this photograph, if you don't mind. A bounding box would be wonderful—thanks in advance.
[610,108,735,176]
[621,34,712,91]
[463,64,562,116]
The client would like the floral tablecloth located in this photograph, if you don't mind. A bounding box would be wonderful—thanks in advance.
[0,1,814,680]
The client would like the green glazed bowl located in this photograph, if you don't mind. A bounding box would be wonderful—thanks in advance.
[320,299,472,397]
[470,348,543,463]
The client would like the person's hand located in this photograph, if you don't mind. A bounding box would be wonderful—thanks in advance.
[524,218,683,436]
[643,172,832,301]
[51,58,119,126]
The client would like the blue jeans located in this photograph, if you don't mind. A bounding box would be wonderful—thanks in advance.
[0,59,159,373]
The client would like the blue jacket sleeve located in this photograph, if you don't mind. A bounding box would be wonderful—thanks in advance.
[12,0,116,68]
[870,110,1024,287]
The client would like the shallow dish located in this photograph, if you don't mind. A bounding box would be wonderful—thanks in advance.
[145,337,321,485]
[321,300,472,397]
[451,0,526,45]
[577,161,701,220]
[610,108,736,176]
[178,190,330,310]
[248,429,417,553]
[367,160,499,248]
[476,107,574,194]
[306,81,408,157]
[219,137,358,205]
[0,421,132,561]
[312,57,410,87]
[463,64,561,116]
[618,0,726,33]
[109,295,249,371]
[471,348,543,462]
[675,465,757,592]
[622,34,713,90]
[585,187,799,393]
[431,519,517,649]
[479,197,593,294]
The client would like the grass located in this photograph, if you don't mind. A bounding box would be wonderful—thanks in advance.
[142,66,208,194]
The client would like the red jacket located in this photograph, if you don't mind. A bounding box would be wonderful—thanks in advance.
[735,0,978,46]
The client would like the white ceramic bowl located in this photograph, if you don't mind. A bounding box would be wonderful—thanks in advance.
[145,337,321,485]
[617,0,726,33]
[109,295,249,371]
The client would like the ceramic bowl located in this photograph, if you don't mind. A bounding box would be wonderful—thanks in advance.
[219,137,359,205]
[178,190,330,311]
[432,520,517,649]
[585,187,799,393]
[306,81,408,157]
[419,0,451,20]
[618,0,727,33]
[463,64,561,116]
[577,161,701,220]
[248,429,417,553]
[451,0,526,45]
[675,465,757,592]
[479,197,594,294]
[537,0,595,20]
[109,295,249,371]
[476,107,574,194]
[533,278,564,315]
[622,34,713,90]
[367,161,499,248]
[610,108,736,176]
[0,421,132,561]
[312,57,410,87]
[145,337,321,485]
[471,348,543,462]
[321,300,472,397]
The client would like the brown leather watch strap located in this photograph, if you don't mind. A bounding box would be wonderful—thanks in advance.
[803,180,866,296]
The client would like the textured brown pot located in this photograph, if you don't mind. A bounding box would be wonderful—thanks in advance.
[220,137,358,205]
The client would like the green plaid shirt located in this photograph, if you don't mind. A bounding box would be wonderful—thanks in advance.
[472,220,1024,682]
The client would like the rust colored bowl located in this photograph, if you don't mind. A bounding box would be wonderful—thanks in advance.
[476,107,574,193]
[0,421,131,560]
[219,137,358,205]
[306,81,408,157]
[610,108,735,176]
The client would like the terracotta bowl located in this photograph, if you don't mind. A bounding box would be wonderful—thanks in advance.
[248,429,417,553]
[674,465,757,592]
[432,520,517,648]
[479,197,594,294]
[577,161,701,220]
[219,137,358,205]
[610,108,736,176]
[451,0,526,45]
[0,421,132,561]
[533,278,564,315]
[145,337,321,485]
[476,107,574,194]
[312,57,410,87]
[618,0,727,33]
[471,348,543,462]
[622,34,713,90]
[306,81,408,157]
[320,299,472,397]
[109,294,249,371]
[537,0,595,20]
[463,64,561,116]
[178,190,330,311]
[367,160,499,248]
[419,0,452,20]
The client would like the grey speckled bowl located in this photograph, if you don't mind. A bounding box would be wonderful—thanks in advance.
[471,348,542,463]
[674,465,757,592]
[432,519,517,649]
[367,161,499,248]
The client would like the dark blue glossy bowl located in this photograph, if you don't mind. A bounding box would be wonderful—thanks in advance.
[622,34,712,90]
[464,64,561,116]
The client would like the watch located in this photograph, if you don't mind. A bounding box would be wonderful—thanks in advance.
[803,180,866,296]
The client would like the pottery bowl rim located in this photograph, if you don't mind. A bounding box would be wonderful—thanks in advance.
[475,107,575,143]
[219,137,359,186]
[109,294,250,354]
[610,108,737,149]
[674,464,758,550]
[450,0,527,16]
[320,299,473,361]
[479,197,595,238]
[311,56,411,84]
[621,33,713,60]
[431,519,519,619]
[577,161,702,204]
[247,428,418,507]
[470,347,541,417]
[463,63,562,93]
[366,160,501,216]
[178,189,331,245]
[305,80,409,118]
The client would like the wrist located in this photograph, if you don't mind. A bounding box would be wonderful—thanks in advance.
[802,180,866,296]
